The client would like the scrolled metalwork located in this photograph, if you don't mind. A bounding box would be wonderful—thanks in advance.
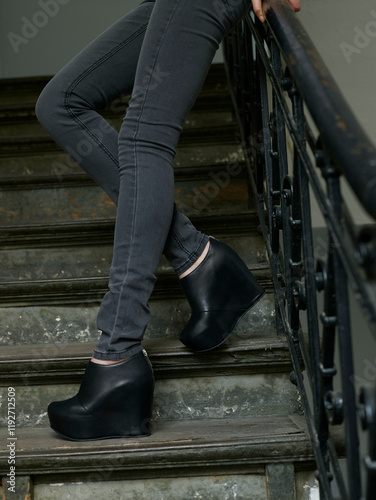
[223,1,376,499]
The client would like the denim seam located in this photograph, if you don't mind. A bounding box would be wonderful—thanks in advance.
[171,230,192,258]
[171,230,202,263]
[174,233,208,273]
[93,343,143,360]
[112,0,183,334]
[63,24,149,167]
[111,144,137,333]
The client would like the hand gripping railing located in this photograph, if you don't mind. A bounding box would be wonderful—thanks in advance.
[223,1,376,499]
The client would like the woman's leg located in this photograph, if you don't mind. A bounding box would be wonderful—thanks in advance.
[46,0,264,440]
[35,0,208,279]
[93,0,255,360]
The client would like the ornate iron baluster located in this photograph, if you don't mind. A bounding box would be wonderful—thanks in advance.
[326,164,361,499]
[223,2,376,499]
[359,387,376,500]
[284,79,303,395]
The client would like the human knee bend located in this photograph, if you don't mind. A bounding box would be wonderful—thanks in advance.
[35,78,63,132]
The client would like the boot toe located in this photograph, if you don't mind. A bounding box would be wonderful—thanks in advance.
[48,396,99,441]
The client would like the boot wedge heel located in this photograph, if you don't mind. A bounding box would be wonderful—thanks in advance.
[180,238,265,352]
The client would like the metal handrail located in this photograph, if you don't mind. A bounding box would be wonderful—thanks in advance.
[223,2,376,499]
[266,0,376,219]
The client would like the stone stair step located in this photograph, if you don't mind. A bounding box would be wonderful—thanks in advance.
[0,213,257,249]
[0,64,230,107]
[0,234,267,281]
[0,87,231,112]
[0,108,234,137]
[0,123,238,156]
[0,333,290,386]
[1,471,302,500]
[0,143,245,186]
[0,93,231,118]
[0,352,300,428]
[0,291,275,346]
[0,177,251,227]
[0,234,270,305]
[0,267,271,306]
[0,416,314,481]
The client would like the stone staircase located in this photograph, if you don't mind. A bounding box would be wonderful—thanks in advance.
[0,65,317,499]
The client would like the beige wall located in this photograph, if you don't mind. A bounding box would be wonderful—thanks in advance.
[299,0,376,146]
[298,0,376,226]
[0,0,141,78]
[0,0,223,78]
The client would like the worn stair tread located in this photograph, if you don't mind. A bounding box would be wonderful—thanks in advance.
[0,233,267,281]
[0,124,237,155]
[0,141,244,177]
[0,64,229,96]
[0,227,272,302]
[0,266,271,306]
[0,87,231,109]
[0,103,234,137]
[0,333,292,384]
[0,108,234,137]
[0,148,245,190]
[0,234,271,305]
[0,178,252,227]
[0,101,232,119]
[0,214,258,249]
[0,333,302,429]
[0,83,231,109]
[0,293,276,347]
[0,64,230,106]
[0,416,314,478]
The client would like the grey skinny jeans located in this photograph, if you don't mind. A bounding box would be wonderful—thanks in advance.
[36,0,250,360]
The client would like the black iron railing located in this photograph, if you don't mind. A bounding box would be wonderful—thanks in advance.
[223,2,376,499]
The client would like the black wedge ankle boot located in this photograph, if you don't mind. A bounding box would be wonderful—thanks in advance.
[179,238,265,352]
[48,350,154,441]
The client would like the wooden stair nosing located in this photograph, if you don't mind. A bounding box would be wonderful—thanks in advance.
[0,336,291,385]
[0,416,315,478]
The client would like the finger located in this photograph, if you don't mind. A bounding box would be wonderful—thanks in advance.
[252,0,266,22]
[289,0,301,12]
[262,1,271,16]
